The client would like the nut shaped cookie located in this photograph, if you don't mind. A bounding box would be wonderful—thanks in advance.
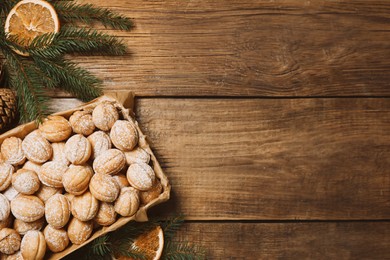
[65,134,92,165]
[13,218,45,236]
[12,169,40,195]
[0,194,10,221]
[0,163,14,191]
[20,231,46,260]
[38,115,72,142]
[126,162,156,191]
[22,161,41,175]
[45,194,71,228]
[1,137,25,166]
[67,218,93,245]
[124,147,150,165]
[35,185,62,203]
[63,193,74,204]
[140,180,163,205]
[43,225,69,253]
[62,165,93,195]
[0,228,21,254]
[94,202,116,226]
[22,131,52,164]
[11,195,45,222]
[110,120,138,151]
[39,161,68,188]
[3,186,19,201]
[69,110,95,136]
[51,142,70,166]
[92,102,119,131]
[89,174,120,202]
[93,149,125,175]
[87,131,112,159]
[1,251,23,260]
[114,187,140,217]
[71,191,99,221]
[112,174,130,189]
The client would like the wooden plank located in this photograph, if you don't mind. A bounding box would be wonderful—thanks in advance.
[136,98,390,220]
[50,98,390,220]
[57,0,390,97]
[173,222,390,259]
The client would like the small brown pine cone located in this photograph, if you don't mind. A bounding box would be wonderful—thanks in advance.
[0,88,17,131]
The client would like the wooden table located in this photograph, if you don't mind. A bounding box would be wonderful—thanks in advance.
[53,1,390,259]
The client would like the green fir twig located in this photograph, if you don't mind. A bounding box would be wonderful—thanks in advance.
[0,0,134,122]
[32,57,102,101]
[90,236,112,257]
[1,44,50,123]
[114,241,146,260]
[0,0,18,17]
[161,214,185,240]
[53,2,134,30]
[162,241,206,260]
[64,215,206,260]
[27,27,127,58]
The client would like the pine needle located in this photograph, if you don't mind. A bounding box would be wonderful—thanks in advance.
[32,57,102,101]
[28,27,127,58]
[162,241,206,260]
[63,215,205,260]
[53,2,134,30]
[0,0,133,122]
[161,215,185,240]
[2,47,50,123]
[114,242,146,260]
[0,0,18,16]
[90,235,112,257]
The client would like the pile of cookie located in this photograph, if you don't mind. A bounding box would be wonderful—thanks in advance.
[0,101,163,259]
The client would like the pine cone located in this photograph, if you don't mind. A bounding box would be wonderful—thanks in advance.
[0,88,17,130]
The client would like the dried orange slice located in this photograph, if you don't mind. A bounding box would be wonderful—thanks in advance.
[117,226,164,260]
[4,0,60,56]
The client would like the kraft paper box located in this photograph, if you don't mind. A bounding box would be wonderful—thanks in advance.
[0,92,171,259]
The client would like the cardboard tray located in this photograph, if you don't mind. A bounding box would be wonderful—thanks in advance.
[0,92,171,259]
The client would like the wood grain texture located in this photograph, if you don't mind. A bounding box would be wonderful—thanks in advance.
[58,0,390,97]
[50,98,390,220]
[137,98,390,220]
[175,222,390,259]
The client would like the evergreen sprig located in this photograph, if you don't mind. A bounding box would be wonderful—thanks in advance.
[0,0,134,122]
[0,37,49,122]
[161,214,185,240]
[90,236,112,257]
[0,0,18,17]
[32,57,102,101]
[28,26,127,58]
[162,241,206,260]
[6,55,49,123]
[65,215,206,260]
[53,1,134,30]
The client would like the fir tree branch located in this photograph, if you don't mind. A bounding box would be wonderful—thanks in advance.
[32,57,102,101]
[27,27,127,58]
[161,215,185,240]
[0,0,134,124]
[0,0,18,17]
[90,235,112,257]
[63,215,204,260]
[162,241,206,260]
[113,242,146,260]
[2,47,49,123]
[53,2,134,30]
[2,33,59,90]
